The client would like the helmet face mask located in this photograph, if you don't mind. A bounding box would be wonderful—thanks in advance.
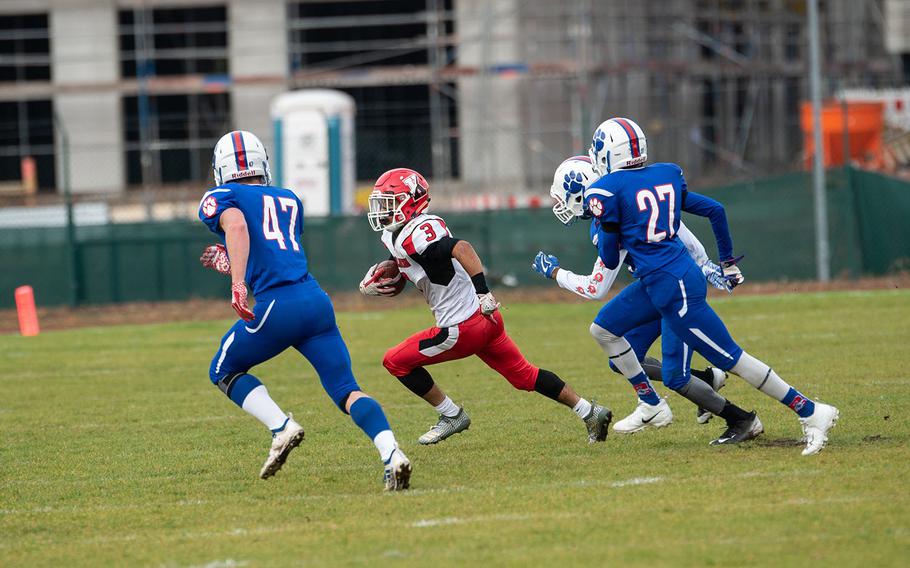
[368,168,430,232]
[550,155,596,226]
[368,191,409,232]
[589,117,647,176]
[212,130,271,186]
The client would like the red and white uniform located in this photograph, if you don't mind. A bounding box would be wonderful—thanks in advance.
[380,214,477,328]
[379,213,539,391]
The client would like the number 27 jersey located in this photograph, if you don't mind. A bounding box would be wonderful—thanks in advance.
[199,182,311,297]
[584,162,691,278]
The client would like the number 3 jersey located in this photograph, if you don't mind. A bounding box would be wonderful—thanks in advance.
[199,182,311,297]
[380,213,479,328]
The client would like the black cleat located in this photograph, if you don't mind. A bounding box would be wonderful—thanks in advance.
[710,412,763,446]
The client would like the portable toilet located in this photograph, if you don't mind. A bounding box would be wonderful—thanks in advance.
[270,90,355,216]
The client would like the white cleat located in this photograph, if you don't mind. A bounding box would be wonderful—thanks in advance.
[613,399,673,434]
[259,414,305,480]
[799,402,839,456]
[696,367,727,424]
[383,448,412,491]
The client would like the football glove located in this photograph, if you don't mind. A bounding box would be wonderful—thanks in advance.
[477,292,500,315]
[231,281,255,321]
[531,251,559,279]
[359,264,403,297]
[200,243,231,275]
[722,255,746,289]
[701,260,733,293]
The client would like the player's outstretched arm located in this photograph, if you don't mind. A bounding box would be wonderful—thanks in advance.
[220,207,255,321]
[452,240,500,315]
[532,252,623,300]
[681,191,735,263]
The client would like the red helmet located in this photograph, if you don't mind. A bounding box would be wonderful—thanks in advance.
[368,167,431,232]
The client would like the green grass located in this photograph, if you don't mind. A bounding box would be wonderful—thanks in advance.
[1,290,909,567]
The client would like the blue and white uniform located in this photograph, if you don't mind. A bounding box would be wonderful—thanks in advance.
[199,182,360,409]
[555,218,711,383]
[584,163,742,388]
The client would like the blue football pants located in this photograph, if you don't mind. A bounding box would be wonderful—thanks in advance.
[594,262,743,389]
[208,281,361,410]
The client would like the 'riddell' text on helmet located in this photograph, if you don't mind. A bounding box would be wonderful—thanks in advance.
[368,168,431,232]
[212,130,272,186]
[588,117,648,176]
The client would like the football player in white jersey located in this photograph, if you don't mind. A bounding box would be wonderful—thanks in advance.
[532,156,763,446]
[360,167,612,445]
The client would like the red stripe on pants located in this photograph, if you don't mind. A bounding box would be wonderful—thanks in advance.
[382,310,539,390]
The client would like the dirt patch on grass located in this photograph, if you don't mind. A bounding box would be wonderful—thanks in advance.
[2,273,907,334]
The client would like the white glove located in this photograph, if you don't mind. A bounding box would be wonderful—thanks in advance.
[477,292,500,315]
[722,263,745,289]
[701,260,733,293]
[359,264,388,296]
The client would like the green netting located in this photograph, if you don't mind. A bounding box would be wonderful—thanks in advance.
[2,167,909,309]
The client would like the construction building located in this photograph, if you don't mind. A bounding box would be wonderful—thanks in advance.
[0,0,901,204]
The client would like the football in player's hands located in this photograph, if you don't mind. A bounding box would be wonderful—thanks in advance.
[359,260,406,297]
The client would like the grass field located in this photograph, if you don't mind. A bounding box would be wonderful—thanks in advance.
[2,289,909,566]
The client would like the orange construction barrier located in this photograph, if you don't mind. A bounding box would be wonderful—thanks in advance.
[14,285,40,337]
[801,101,885,169]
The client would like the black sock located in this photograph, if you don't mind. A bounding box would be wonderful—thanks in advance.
[717,402,753,423]
[691,367,713,384]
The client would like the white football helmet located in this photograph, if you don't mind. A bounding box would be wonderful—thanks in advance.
[588,117,647,176]
[550,155,597,225]
[212,130,271,186]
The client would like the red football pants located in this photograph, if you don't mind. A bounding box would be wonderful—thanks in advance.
[382,310,539,391]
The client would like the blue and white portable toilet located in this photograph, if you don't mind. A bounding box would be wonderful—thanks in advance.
[270,89,355,216]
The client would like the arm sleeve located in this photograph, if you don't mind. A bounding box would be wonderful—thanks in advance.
[198,188,238,236]
[555,252,626,300]
[596,226,622,269]
[676,221,709,266]
[681,191,734,261]
[421,236,461,261]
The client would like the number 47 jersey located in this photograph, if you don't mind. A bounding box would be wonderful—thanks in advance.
[199,182,311,296]
[584,162,694,279]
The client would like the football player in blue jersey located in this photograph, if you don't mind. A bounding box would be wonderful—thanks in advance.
[534,155,761,445]
[548,118,838,455]
[198,130,411,489]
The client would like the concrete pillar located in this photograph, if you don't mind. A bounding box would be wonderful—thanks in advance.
[456,0,523,192]
[50,0,123,194]
[228,0,288,153]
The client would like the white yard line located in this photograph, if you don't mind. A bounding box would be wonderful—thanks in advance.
[412,513,532,528]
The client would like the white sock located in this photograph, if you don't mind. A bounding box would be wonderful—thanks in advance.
[730,352,791,401]
[373,430,398,463]
[434,396,460,418]
[572,398,593,420]
[241,385,288,431]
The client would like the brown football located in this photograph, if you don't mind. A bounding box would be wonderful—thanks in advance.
[373,260,406,296]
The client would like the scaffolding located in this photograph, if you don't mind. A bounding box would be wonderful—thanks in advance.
[0,0,902,207]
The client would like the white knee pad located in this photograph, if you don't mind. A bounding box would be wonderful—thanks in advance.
[590,323,644,379]
[589,322,622,347]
